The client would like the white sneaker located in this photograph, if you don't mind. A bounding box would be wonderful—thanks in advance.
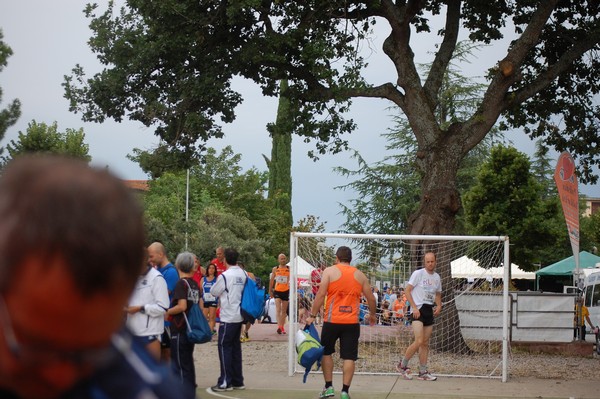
[396,363,413,380]
[417,371,437,381]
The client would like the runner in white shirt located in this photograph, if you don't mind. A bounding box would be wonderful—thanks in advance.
[396,252,442,381]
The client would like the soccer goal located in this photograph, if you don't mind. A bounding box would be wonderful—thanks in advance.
[287,232,511,382]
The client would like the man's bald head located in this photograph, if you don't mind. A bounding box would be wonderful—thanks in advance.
[147,242,169,267]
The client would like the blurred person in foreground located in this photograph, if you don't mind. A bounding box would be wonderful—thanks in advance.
[0,155,189,399]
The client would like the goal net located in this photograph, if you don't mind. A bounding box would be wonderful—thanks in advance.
[287,232,510,381]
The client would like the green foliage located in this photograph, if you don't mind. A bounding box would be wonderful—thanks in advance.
[141,145,289,283]
[531,140,557,199]
[499,3,600,183]
[0,29,21,149]
[580,210,600,255]
[128,143,195,179]
[293,215,326,234]
[65,1,362,162]
[463,145,569,270]
[2,121,91,164]
[66,2,600,241]
[267,79,293,227]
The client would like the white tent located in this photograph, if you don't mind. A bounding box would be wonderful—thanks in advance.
[487,264,536,280]
[288,256,316,279]
[451,256,535,280]
[450,256,488,279]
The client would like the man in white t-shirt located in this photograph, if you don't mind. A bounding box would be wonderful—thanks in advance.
[396,252,442,381]
[209,248,246,392]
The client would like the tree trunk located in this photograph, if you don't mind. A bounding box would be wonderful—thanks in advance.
[408,140,473,353]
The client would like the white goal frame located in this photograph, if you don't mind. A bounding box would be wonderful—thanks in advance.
[287,232,511,382]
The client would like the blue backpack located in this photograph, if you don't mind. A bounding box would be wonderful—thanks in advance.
[182,280,212,344]
[240,272,266,323]
[222,271,265,323]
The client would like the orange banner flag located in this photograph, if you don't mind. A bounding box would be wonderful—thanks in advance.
[553,152,580,271]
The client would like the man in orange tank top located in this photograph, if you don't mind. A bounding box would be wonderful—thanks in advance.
[269,253,290,334]
[307,247,376,399]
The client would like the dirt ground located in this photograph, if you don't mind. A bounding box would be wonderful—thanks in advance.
[193,323,600,398]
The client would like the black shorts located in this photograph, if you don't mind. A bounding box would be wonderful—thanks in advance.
[320,322,360,361]
[411,304,435,327]
[160,327,171,348]
[273,290,289,302]
[203,301,218,308]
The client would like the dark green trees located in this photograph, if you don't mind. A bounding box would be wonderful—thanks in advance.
[463,145,569,269]
[267,80,293,228]
[0,30,21,150]
[2,121,91,164]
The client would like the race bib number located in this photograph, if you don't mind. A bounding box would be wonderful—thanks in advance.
[423,289,435,305]
[275,275,288,284]
[203,292,216,302]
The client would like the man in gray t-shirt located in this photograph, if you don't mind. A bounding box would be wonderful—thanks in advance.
[396,252,442,381]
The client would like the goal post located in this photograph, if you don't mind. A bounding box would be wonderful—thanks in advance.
[287,232,511,382]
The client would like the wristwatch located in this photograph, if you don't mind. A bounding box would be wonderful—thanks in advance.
[140,305,146,314]
[310,314,318,318]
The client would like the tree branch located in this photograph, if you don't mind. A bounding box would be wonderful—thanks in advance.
[338,83,405,106]
[423,1,461,105]
[509,28,600,106]
[468,0,560,150]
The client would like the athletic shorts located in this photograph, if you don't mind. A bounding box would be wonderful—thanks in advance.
[203,301,218,308]
[320,322,360,361]
[135,334,161,346]
[411,304,434,327]
[160,327,171,348]
[273,290,290,302]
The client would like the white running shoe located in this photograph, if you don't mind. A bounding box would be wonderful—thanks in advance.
[417,371,437,381]
[396,363,413,380]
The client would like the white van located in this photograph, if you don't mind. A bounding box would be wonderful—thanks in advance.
[583,271,600,353]
[584,271,600,320]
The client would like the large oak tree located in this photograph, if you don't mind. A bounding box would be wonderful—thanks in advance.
[65,1,600,236]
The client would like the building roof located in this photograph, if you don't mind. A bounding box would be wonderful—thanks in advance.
[122,180,149,192]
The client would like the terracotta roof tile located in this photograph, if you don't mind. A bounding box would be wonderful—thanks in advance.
[122,180,149,192]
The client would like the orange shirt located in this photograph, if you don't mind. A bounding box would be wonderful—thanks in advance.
[274,266,290,292]
[324,264,362,324]
[392,299,404,317]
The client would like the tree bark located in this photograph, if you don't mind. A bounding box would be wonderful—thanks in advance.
[408,131,473,353]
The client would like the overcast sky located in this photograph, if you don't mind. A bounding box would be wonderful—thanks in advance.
[1,1,598,232]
